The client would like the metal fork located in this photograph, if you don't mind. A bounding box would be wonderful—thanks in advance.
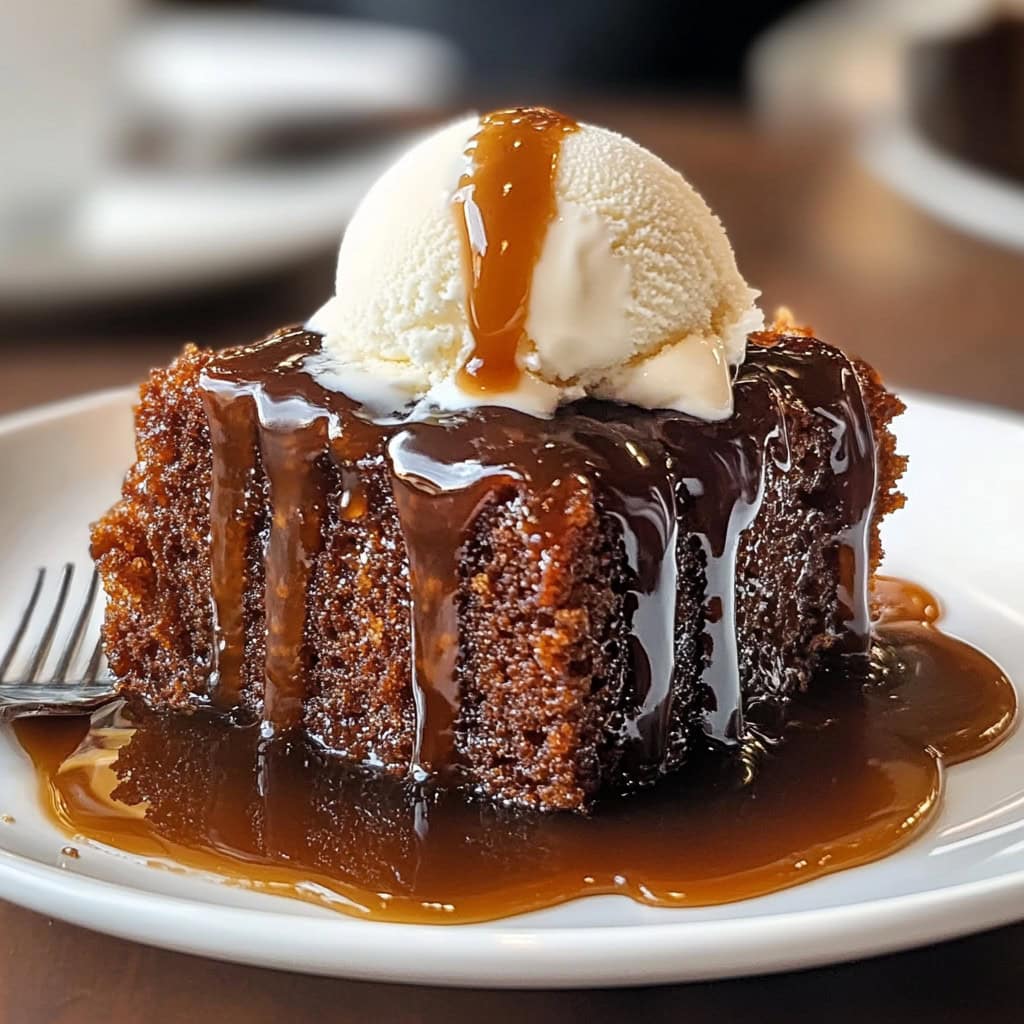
[0,564,115,725]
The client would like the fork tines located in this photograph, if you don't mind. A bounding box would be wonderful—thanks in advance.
[0,564,104,685]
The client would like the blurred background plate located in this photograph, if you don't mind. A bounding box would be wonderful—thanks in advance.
[0,136,413,307]
[861,119,1024,254]
[124,11,462,159]
[0,9,461,308]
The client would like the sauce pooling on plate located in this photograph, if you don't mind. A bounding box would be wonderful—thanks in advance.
[15,578,1015,925]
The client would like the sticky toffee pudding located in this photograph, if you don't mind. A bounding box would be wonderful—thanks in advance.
[14,106,1015,922]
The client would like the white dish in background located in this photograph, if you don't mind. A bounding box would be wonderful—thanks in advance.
[123,12,463,144]
[0,11,464,307]
[862,120,1024,253]
[0,389,1022,988]
[0,138,412,307]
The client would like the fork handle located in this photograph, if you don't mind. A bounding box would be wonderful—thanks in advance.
[0,692,117,725]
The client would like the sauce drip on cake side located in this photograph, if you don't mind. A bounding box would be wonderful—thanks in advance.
[452,107,578,395]
[196,328,876,778]
[16,578,1016,923]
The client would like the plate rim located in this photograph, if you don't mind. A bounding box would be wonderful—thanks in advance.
[2,834,1024,988]
[1,385,1024,988]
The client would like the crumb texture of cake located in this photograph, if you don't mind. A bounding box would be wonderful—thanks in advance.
[92,328,904,811]
[91,345,216,710]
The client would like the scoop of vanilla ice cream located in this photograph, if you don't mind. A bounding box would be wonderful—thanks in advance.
[308,114,762,419]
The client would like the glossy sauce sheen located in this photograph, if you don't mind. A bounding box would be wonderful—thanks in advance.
[452,107,578,394]
[16,578,1016,923]
[197,329,873,776]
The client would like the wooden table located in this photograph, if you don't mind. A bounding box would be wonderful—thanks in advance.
[2,103,1023,1020]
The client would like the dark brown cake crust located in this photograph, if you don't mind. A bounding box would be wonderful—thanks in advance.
[91,329,904,811]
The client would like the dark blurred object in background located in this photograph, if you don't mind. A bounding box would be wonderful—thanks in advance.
[908,13,1024,184]
[274,0,804,94]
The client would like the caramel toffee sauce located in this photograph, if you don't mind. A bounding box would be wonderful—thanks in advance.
[15,577,1015,923]
[197,329,875,774]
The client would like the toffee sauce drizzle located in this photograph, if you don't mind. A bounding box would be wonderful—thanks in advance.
[453,107,579,395]
[198,327,877,772]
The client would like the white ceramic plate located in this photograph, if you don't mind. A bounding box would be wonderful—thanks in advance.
[0,388,1023,988]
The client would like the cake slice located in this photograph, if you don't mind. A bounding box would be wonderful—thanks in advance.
[91,326,904,811]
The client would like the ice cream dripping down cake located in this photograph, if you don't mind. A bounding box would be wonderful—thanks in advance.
[19,106,1014,923]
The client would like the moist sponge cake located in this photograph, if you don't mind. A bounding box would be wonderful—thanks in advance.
[91,326,904,811]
